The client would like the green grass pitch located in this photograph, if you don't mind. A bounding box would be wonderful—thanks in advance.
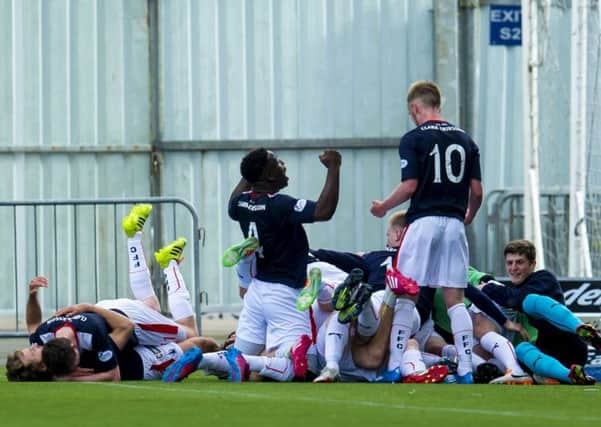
[1,368,600,427]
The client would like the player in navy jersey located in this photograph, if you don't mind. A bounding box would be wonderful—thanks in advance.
[5,275,133,381]
[481,239,600,385]
[228,148,341,368]
[6,205,204,381]
[370,80,483,383]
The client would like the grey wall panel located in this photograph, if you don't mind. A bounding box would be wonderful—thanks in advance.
[0,154,151,199]
[468,3,599,273]
[472,6,524,191]
[473,4,574,193]
[0,153,151,316]
[161,147,402,312]
[0,0,150,148]
[160,0,434,140]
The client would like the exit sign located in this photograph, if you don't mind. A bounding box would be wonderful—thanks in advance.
[490,5,522,46]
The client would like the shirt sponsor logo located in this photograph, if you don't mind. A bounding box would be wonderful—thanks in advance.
[294,199,307,212]
[98,350,113,362]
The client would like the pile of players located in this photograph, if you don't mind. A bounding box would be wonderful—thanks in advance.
[7,79,601,386]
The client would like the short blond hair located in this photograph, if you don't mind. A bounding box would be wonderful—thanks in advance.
[407,80,441,109]
[388,210,407,229]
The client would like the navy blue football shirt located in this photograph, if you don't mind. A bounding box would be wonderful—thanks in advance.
[30,312,118,372]
[310,247,397,292]
[229,191,317,289]
[399,120,481,224]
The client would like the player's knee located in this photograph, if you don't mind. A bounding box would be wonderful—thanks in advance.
[198,337,220,352]
[472,314,497,338]
[522,293,554,315]
[233,337,264,355]
[515,341,535,361]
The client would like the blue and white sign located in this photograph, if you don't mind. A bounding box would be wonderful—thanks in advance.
[490,5,522,46]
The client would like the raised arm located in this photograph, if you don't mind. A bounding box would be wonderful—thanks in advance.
[26,276,48,334]
[313,150,342,221]
[229,177,251,207]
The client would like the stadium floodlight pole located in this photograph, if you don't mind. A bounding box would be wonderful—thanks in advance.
[569,0,593,277]
[521,0,545,269]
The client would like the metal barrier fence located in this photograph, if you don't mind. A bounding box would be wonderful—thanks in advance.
[0,197,204,337]
[485,189,570,276]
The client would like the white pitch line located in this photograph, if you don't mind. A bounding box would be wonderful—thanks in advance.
[89,382,601,422]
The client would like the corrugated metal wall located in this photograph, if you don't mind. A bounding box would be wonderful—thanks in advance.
[160,0,433,140]
[158,0,435,311]
[0,0,436,316]
[470,2,572,192]
[0,0,152,202]
[0,0,153,318]
[467,2,601,274]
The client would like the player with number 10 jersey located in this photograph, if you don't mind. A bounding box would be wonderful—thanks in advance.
[400,120,481,224]
[370,80,483,383]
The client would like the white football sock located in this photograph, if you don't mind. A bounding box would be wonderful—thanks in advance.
[243,355,294,382]
[357,300,379,337]
[387,299,415,371]
[127,234,156,300]
[442,344,457,361]
[487,357,506,372]
[401,349,426,376]
[471,352,487,369]
[324,317,349,370]
[317,283,334,304]
[164,260,194,320]
[480,331,525,375]
[448,303,474,376]
[236,255,255,288]
[199,351,230,374]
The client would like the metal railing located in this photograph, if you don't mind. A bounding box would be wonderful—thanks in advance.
[0,197,204,337]
[485,188,577,276]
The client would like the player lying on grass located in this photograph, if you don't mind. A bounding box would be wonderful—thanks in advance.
[6,204,216,381]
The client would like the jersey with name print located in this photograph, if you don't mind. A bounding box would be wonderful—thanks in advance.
[29,312,118,372]
[229,191,316,289]
[399,120,481,224]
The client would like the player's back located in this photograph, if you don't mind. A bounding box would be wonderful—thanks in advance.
[230,191,315,289]
[30,312,110,351]
[400,120,481,223]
